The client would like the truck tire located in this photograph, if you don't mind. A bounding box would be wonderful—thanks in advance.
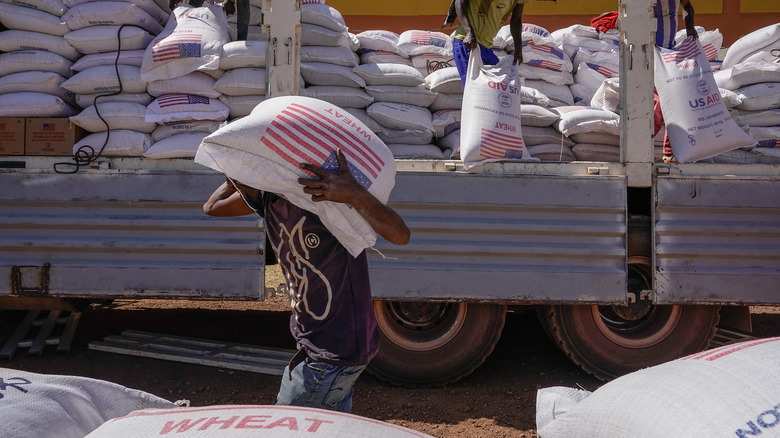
[540,303,720,381]
[539,214,720,380]
[368,301,506,388]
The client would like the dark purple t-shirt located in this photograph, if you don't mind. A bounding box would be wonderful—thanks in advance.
[251,192,379,366]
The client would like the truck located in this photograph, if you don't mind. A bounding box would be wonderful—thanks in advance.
[1,0,778,387]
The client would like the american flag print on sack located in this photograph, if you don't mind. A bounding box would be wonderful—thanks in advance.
[157,94,210,108]
[479,128,525,159]
[661,37,700,64]
[756,139,780,149]
[152,33,203,62]
[586,62,618,77]
[409,31,447,48]
[526,59,564,72]
[259,103,385,190]
[702,43,719,61]
[523,41,566,60]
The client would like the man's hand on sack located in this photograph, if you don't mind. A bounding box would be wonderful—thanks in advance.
[298,149,366,205]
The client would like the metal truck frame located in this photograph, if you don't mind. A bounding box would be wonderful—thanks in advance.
[1,0,778,387]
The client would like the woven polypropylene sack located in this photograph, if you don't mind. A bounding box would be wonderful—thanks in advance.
[537,337,780,438]
[459,48,529,169]
[0,367,174,438]
[140,5,229,82]
[195,96,396,257]
[654,37,756,162]
[86,405,434,437]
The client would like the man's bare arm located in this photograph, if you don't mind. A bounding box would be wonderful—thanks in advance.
[455,0,477,50]
[510,3,525,65]
[298,149,411,246]
[203,179,257,217]
[681,0,698,39]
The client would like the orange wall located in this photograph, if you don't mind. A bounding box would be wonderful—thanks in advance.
[335,2,780,47]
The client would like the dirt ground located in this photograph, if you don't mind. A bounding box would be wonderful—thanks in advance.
[1,266,779,437]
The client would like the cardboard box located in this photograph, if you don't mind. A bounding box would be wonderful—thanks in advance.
[0,118,25,155]
[25,118,82,156]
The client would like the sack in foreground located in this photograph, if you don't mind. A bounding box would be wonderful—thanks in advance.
[536,337,780,438]
[195,96,396,257]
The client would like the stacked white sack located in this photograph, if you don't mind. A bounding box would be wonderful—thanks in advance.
[349,29,441,159]
[358,64,442,159]
[426,67,463,158]
[356,30,413,67]
[523,105,576,161]
[216,40,267,118]
[713,60,780,164]
[139,4,230,159]
[299,3,373,110]
[0,0,79,117]
[397,30,455,78]
[511,24,577,108]
[555,24,619,106]
[551,106,621,162]
[195,95,397,257]
[56,0,170,157]
[720,23,780,70]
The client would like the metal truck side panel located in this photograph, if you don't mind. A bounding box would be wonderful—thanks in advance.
[368,170,628,303]
[0,170,264,299]
[655,175,780,304]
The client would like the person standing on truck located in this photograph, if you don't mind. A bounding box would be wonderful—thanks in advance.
[653,0,698,162]
[203,148,411,413]
[450,0,531,85]
[170,0,250,40]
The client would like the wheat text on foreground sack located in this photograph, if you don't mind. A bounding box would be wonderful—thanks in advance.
[459,47,532,170]
[194,96,396,257]
[654,37,756,163]
[536,337,780,438]
[84,405,435,437]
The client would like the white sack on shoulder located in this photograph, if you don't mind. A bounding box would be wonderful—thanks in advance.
[459,48,530,170]
[195,96,397,257]
[654,37,756,162]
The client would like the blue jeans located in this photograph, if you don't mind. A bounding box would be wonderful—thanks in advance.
[276,358,366,413]
[452,39,500,85]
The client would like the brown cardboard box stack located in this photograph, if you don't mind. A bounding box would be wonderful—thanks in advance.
[0,118,83,156]
[0,118,24,155]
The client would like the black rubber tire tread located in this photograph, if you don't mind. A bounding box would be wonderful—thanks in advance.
[367,302,507,388]
[541,304,720,381]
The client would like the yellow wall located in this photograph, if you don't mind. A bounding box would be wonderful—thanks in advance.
[741,0,780,13]
[326,0,729,16]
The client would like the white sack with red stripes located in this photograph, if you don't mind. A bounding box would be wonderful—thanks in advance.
[459,48,529,170]
[195,96,396,257]
[537,337,780,438]
[654,37,755,163]
[84,405,434,438]
[140,5,229,82]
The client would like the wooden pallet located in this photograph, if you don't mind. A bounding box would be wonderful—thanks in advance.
[709,327,756,348]
[0,310,81,359]
[88,330,295,376]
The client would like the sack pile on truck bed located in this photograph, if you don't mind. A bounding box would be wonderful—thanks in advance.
[0,0,777,164]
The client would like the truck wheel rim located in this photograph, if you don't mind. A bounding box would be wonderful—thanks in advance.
[375,301,467,352]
